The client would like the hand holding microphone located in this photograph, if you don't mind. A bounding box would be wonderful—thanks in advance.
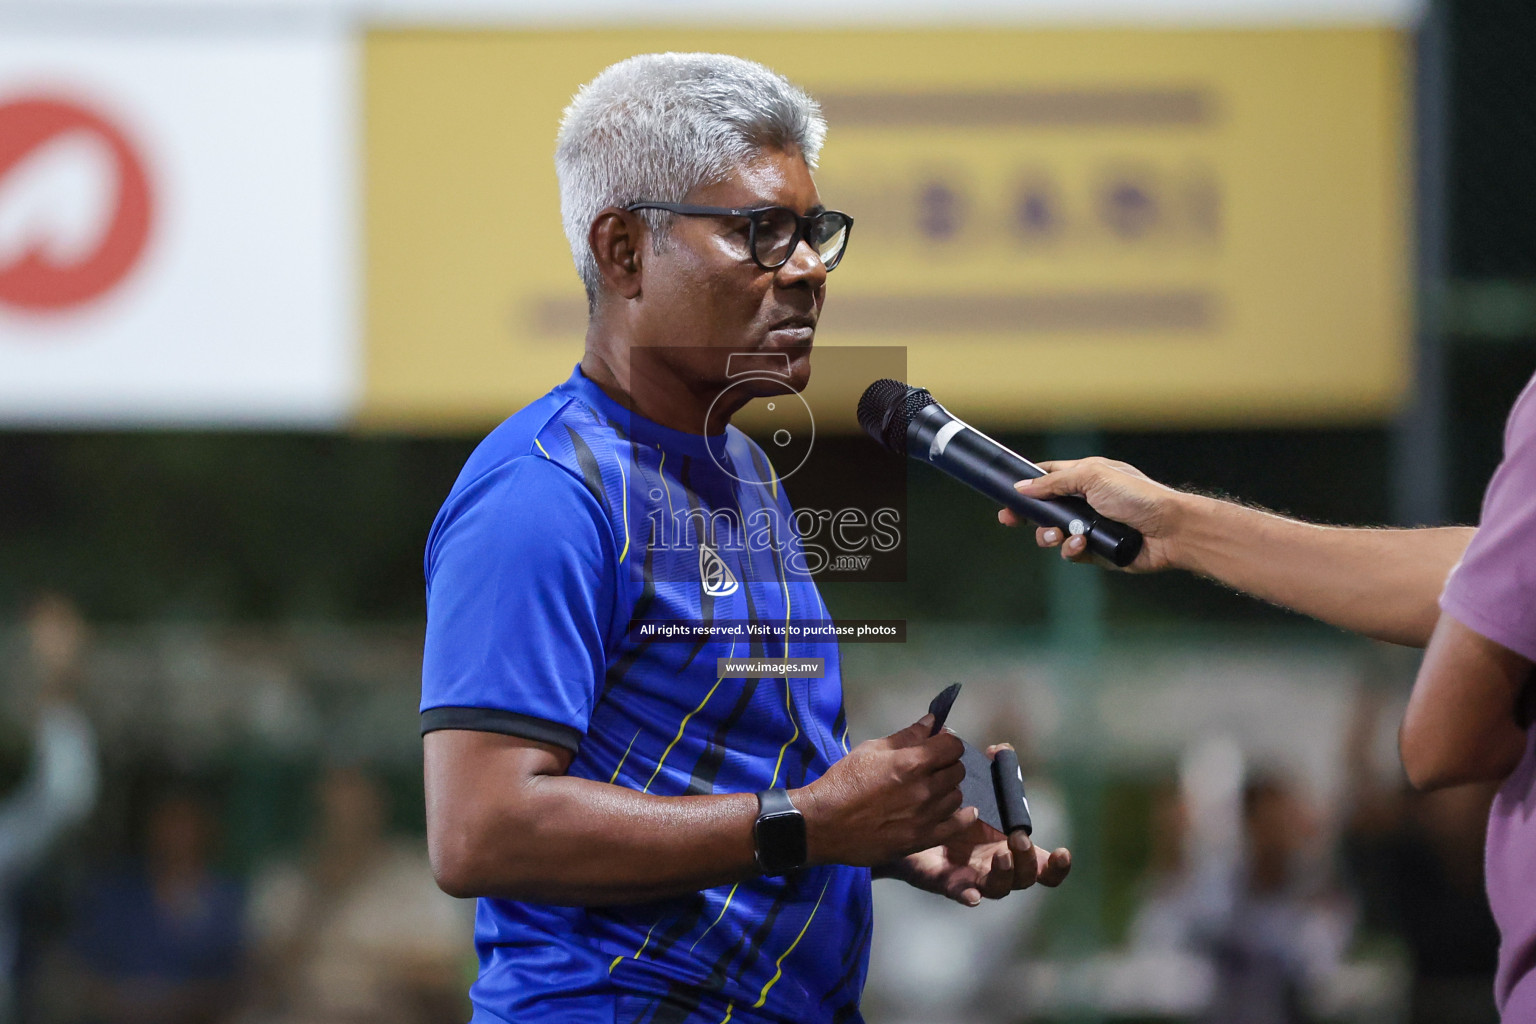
[1006,457,1191,572]
[857,379,1148,568]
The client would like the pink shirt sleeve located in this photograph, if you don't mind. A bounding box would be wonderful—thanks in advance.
[1440,373,1536,663]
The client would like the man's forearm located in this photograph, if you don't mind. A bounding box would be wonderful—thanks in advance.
[1172,494,1474,647]
[426,722,968,906]
[434,771,764,904]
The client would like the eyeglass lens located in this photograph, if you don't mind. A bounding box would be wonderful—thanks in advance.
[754,209,849,269]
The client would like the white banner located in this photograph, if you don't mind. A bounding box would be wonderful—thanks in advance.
[0,28,355,425]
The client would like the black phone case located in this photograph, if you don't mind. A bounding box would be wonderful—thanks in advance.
[931,684,1032,836]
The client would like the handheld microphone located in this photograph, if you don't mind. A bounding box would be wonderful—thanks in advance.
[857,379,1144,568]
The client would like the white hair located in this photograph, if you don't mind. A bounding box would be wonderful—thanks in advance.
[555,52,827,301]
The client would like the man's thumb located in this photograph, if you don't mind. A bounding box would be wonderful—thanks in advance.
[1016,470,1078,500]
[890,715,934,747]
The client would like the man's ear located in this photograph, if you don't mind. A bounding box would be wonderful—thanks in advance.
[589,208,644,300]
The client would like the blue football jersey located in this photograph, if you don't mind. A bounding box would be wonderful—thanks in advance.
[421,364,869,1024]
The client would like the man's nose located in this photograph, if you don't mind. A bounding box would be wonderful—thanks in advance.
[776,237,829,288]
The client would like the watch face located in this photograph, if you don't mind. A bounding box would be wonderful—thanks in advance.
[755,811,807,875]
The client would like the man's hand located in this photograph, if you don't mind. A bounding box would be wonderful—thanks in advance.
[793,716,972,868]
[884,744,1070,906]
[997,457,1190,573]
[894,819,1072,906]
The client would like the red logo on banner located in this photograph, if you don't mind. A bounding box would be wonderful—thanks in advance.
[0,97,153,313]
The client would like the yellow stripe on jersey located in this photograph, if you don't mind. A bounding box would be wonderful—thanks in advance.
[769,526,797,788]
[768,678,799,790]
[641,642,735,795]
[753,875,832,1009]
[690,883,740,953]
[610,918,661,972]
[616,451,629,564]
[608,729,641,785]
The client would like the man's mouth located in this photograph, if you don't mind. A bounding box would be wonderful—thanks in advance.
[765,316,817,344]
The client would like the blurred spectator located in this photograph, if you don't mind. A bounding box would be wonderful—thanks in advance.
[1128,777,1219,952]
[1342,688,1501,1024]
[1,596,98,1024]
[1129,764,1353,1024]
[1201,776,1352,1024]
[1129,739,1244,976]
[242,765,470,1024]
[66,790,245,1024]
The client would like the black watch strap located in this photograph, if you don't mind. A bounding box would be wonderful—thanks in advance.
[757,788,796,818]
[753,788,807,876]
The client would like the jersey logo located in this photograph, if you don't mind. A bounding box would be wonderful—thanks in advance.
[700,543,739,598]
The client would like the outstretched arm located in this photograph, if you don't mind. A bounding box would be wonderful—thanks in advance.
[1000,457,1472,648]
[425,715,974,905]
[1002,457,1529,789]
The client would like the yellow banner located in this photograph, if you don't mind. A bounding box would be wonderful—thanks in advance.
[364,29,1409,430]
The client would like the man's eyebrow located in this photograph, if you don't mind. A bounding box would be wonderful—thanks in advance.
[806,203,827,216]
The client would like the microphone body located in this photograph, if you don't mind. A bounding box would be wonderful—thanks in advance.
[859,380,1144,568]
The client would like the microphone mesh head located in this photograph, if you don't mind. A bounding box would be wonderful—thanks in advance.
[857,378,936,455]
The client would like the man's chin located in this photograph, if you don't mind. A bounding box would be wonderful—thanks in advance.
[769,345,812,394]
[784,356,811,393]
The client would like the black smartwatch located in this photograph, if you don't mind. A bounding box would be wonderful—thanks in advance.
[753,788,807,876]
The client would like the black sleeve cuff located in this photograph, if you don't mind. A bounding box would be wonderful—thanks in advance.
[419,706,584,752]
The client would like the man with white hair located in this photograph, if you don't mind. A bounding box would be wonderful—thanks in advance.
[419,53,1069,1024]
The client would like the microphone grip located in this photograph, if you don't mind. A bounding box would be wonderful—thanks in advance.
[991,748,1032,836]
[1003,490,1143,568]
[929,428,1145,568]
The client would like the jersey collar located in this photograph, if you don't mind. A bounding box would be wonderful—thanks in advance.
[563,364,733,462]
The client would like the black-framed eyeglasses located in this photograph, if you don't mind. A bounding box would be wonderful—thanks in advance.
[624,202,854,272]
